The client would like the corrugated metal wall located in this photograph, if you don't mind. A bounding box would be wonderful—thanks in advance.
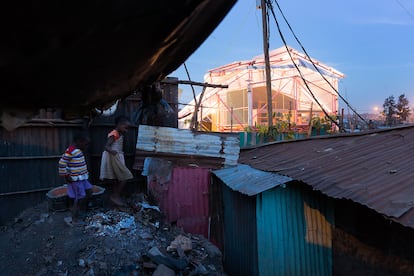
[209,175,225,250]
[0,101,141,225]
[0,122,83,224]
[0,81,177,225]
[256,183,334,276]
[149,167,211,237]
[222,183,259,276]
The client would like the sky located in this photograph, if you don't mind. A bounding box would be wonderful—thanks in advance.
[168,0,414,114]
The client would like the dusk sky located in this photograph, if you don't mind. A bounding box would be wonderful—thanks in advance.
[169,0,414,114]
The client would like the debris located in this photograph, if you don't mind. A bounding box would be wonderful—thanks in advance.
[63,217,73,227]
[199,237,222,258]
[113,264,140,276]
[85,211,137,237]
[78,258,86,267]
[98,262,107,270]
[167,235,193,252]
[139,202,161,212]
[143,261,157,269]
[0,198,225,275]
[189,263,208,275]
[43,255,54,264]
[139,231,153,240]
[153,264,175,276]
[148,246,188,270]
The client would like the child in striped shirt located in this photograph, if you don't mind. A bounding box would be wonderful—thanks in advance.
[59,132,92,224]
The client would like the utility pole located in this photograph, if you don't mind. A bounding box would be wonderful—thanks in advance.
[261,0,273,127]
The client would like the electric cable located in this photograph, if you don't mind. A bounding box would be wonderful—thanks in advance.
[270,0,368,127]
[265,0,344,131]
[395,0,414,21]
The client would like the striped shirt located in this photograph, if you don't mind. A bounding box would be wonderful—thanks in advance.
[58,145,89,181]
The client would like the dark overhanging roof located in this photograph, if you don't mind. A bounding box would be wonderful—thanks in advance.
[0,0,236,127]
[239,125,414,229]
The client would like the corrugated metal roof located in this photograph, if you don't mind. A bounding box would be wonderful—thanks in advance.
[239,125,414,228]
[212,164,292,196]
[136,125,240,166]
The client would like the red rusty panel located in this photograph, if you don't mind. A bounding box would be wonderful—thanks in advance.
[149,167,210,237]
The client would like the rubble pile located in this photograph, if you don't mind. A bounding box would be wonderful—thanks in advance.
[0,194,225,275]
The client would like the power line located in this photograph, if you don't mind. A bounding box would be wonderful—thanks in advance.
[269,0,368,128]
[394,0,414,21]
[265,0,343,131]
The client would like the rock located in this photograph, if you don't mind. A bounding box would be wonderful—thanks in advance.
[153,264,175,276]
[113,264,140,276]
[35,267,48,276]
[207,264,216,271]
[148,246,165,257]
[143,262,157,269]
[167,235,192,252]
[200,240,222,258]
[78,258,86,267]
[98,262,107,270]
[189,264,208,275]
[148,246,188,270]
[43,255,53,264]
[139,231,153,240]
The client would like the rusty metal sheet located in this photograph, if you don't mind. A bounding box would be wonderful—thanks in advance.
[239,125,414,229]
[136,125,240,167]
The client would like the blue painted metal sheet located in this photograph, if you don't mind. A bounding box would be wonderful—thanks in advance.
[222,184,259,276]
[256,183,334,276]
[212,164,292,196]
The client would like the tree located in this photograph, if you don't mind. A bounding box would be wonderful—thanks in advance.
[396,93,410,121]
[382,95,396,126]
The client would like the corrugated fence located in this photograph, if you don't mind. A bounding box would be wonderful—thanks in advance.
[0,111,139,225]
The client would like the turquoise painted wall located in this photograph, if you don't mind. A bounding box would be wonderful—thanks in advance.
[256,184,334,276]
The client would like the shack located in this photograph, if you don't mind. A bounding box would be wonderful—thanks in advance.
[212,165,333,276]
[212,125,414,275]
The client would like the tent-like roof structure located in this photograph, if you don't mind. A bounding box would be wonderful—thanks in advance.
[179,46,345,130]
[207,45,344,79]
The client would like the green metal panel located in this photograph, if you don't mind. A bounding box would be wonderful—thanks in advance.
[223,184,259,276]
[257,183,334,276]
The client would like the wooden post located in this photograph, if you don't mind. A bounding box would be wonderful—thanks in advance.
[261,0,273,127]
[230,107,233,133]
[307,102,313,137]
[190,86,207,131]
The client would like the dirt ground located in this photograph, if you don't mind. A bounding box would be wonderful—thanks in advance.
[0,193,225,276]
